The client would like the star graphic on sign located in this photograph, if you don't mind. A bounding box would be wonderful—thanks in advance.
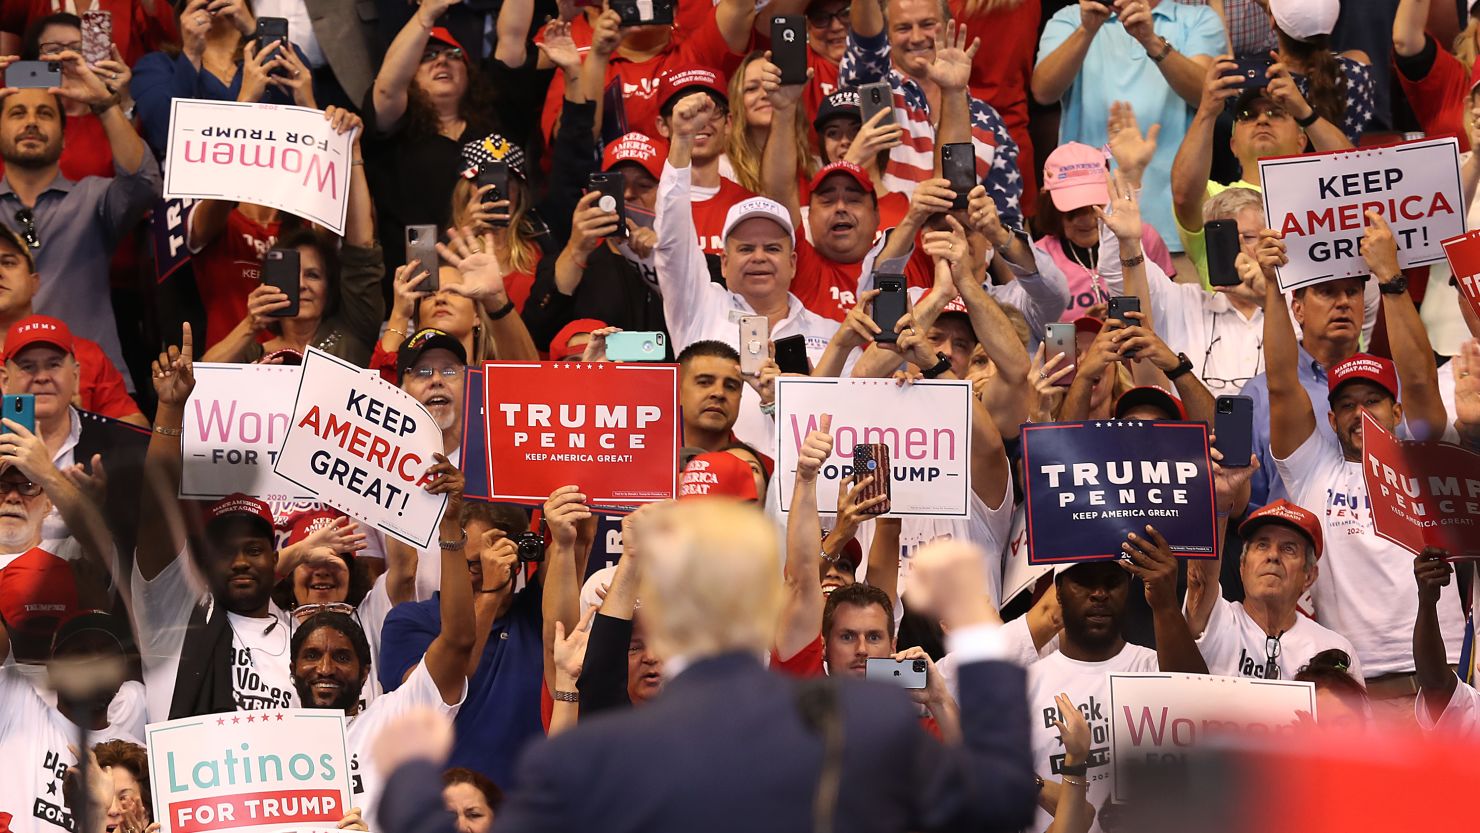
[277,713,285,721]
[232,715,241,724]
[217,718,226,726]
[247,715,256,723]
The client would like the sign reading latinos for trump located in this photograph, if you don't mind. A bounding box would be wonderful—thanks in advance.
[1441,228,1480,320]
[483,362,680,505]
[273,348,447,548]
[163,99,354,235]
[775,377,973,518]
[147,709,352,833]
[1259,138,1463,291]
[1361,412,1480,558]
[1021,421,1216,564]
[182,363,311,501]
[1108,673,1315,802]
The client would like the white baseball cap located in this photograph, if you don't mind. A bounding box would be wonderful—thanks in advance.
[1269,0,1338,41]
[721,197,795,240]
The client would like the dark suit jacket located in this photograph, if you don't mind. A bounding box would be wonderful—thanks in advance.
[497,651,1036,833]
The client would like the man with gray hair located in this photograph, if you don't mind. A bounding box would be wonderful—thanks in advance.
[1185,499,1363,682]
[496,500,1037,832]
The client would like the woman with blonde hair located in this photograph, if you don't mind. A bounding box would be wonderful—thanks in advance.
[724,50,815,192]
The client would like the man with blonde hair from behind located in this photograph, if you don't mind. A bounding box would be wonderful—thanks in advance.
[496,501,1036,832]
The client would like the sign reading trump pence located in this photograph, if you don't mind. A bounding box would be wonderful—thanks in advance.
[1021,421,1216,564]
[147,709,352,833]
[273,348,447,548]
[1259,137,1463,291]
[482,362,680,505]
[163,99,355,235]
[1361,412,1480,557]
[774,377,973,518]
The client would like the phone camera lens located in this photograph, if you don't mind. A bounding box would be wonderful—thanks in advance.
[913,659,926,673]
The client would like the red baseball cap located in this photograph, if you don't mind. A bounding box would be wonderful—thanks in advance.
[1327,353,1399,402]
[809,160,874,195]
[0,548,78,645]
[1240,499,1324,559]
[1073,316,1104,336]
[427,27,469,58]
[549,318,608,360]
[657,65,727,113]
[283,508,347,548]
[603,132,665,181]
[4,315,75,362]
[207,493,275,539]
[1114,386,1187,420]
[678,451,759,501]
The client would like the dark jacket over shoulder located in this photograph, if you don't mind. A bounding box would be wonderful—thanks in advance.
[497,651,1036,833]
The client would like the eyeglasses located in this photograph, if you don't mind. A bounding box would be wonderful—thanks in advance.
[292,601,355,622]
[14,209,39,250]
[806,5,851,26]
[1200,322,1262,392]
[1264,633,1282,680]
[0,479,42,497]
[1235,106,1289,123]
[420,46,464,64]
[37,41,81,56]
[407,366,463,379]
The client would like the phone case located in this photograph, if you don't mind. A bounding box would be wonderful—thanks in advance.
[404,225,440,292]
[1,395,35,435]
[770,16,809,85]
[5,61,61,89]
[256,17,288,48]
[1106,297,1140,358]
[739,315,768,376]
[865,657,926,688]
[82,10,112,65]
[588,172,627,237]
[1044,323,1078,387]
[606,331,666,362]
[871,276,907,343]
[1214,396,1255,467]
[1205,219,1242,287]
[852,443,891,515]
[773,335,810,375]
[262,249,300,317]
[859,82,895,128]
[941,143,975,210]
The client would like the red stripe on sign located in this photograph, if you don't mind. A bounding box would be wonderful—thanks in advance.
[168,790,344,833]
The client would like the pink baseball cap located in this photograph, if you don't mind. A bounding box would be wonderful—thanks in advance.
[1042,142,1110,213]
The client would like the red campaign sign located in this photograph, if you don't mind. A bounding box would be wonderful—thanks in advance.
[1361,412,1480,557]
[482,362,680,505]
[168,789,344,833]
[1441,228,1480,320]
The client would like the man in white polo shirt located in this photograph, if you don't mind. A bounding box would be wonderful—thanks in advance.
[1186,499,1363,683]
[654,91,840,448]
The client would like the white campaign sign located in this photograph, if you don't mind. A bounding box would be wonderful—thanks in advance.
[182,363,311,500]
[774,377,973,518]
[1108,672,1316,802]
[1259,137,1464,291]
[163,99,355,235]
[147,709,352,833]
[273,348,447,548]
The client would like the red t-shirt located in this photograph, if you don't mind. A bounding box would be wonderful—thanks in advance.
[792,220,934,321]
[539,11,746,143]
[75,336,140,419]
[1397,35,1471,153]
[188,207,280,352]
[691,177,755,255]
[771,635,826,677]
[0,0,179,66]
[950,0,1039,213]
[506,249,544,313]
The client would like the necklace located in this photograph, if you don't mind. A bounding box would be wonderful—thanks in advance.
[1063,239,1098,273]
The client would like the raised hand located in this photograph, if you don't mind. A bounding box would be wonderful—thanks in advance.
[796,414,833,483]
[837,289,882,350]
[1265,51,1317,124]
[62,453,107,507]
[152,323,196,408]
[48,50,111,107]
[1210,444,1258,513]
[589,7,623,57]
[842,108,905,167]
[423,453,465,515]
[245,282,293,330]
[1359,210,1402,283]
[437,226,507,302]
[544,485,591,546]
[1453,339,1480,435]
[669,92,716,141]
[1119,525,1178,610]
[581,326,622,362]
[1093,168,1142,243]
[926,20,979,92]
[1051,691,1091,767]
[967,184,1011,248]
[553,607,596,682]
[537,19,583,73]
[1254,229,1288,281]
[1414,549,1453,607]
[1079,0,1112,36]
[1106,101,1160,184]
[1198,54,1241,116]
[303,515,370,556]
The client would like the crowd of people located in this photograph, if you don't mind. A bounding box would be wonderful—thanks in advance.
[1,0,1479,830]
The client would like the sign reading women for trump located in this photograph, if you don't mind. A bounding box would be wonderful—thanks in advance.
[182,363,311,501]
[148,709,352,833]
[775,377,973,518]
[482,362,680,505]
[1361,412,1480,557]
[1259,138,1463,291]
[1108,673,1315,802]
[163,99,355,234]
[1022,421,1216,564]
[273,349,447,547]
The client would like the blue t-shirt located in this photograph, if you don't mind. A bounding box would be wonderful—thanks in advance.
[377,587,544,788]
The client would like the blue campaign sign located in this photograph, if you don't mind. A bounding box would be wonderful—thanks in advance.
[1022,420,1218,565]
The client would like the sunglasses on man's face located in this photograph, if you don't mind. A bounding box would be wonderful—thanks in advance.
[806,5,850,26]
[421,47,464,64]
[1235,106,1289,123]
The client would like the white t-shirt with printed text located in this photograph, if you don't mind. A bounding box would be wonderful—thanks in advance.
[0,667,80,833]
[1192,596,1364,683]
[346,659,464,829]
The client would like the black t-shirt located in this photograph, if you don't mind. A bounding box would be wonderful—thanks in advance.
[363,119,478,273]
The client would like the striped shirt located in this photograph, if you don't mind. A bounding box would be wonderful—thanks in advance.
[838,28,1024,233]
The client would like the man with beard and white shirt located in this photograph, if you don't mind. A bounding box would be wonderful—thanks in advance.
[290,455,472,829]
[1026,545,1207,832]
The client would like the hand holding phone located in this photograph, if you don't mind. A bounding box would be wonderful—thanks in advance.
[4,61,62,89]
[770,16,808,85]
[870,276,908,344]
[1,395,36,436]
[941,142,976,211]
[1213,396,1254,468]
[261,249,301,317]
[739,315,768,376]
[852,443,891,516]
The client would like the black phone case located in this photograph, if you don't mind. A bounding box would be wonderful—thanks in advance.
[871,276,907,343]
[1106,296,1140,357]
[1205,219,1242,287]
[771,16,809,85]
[477,163,511,227]
[262,250,300,318]
[256,17,288,49]
[1227,57,1273,90]
[860,82,895,127]
[774,335,810,375]
[588,172,627,238]
[1214,396,1255,467]
[941,143,975,210]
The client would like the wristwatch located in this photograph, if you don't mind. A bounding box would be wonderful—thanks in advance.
[1378,274,1409,295]
[1148,36,1173,63]
[1163,352,1194,381]
[1294,108,1321,128]
[921,352,952,379]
